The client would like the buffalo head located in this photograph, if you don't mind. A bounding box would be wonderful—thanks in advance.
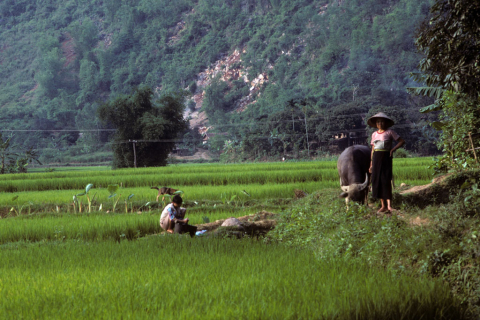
[339,173,369,203]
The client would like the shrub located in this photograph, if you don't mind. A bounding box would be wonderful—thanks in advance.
[394,148,411,158]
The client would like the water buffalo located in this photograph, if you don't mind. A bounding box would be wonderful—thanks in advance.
[337,145,371,204]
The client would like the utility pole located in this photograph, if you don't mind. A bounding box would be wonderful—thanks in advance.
[129,140,137,168]
[292,109,295,132]
[302,106,309,158]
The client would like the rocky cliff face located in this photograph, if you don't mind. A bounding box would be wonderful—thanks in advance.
[186,48,269,132]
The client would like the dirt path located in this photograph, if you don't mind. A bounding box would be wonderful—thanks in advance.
[365,204,431,227]
[375,174,457,226]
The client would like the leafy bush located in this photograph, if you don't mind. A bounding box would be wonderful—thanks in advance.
[432,92,480,171]
[394,148,411,158]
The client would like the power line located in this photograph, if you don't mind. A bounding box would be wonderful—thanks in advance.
[1,124,417,148]
[0,129,116,132]
[9,124,414,152]
[0,112,391,132]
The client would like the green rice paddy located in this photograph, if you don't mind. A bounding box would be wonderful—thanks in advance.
[0,237,463,319]
[0,158,435,244]
[0,158,433,204]
[0,158,461,319]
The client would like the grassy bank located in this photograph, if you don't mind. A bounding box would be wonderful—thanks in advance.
[269,185,480,317]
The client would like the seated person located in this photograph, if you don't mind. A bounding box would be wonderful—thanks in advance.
[160,195,197,237]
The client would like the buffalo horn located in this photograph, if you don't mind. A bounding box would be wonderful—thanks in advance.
[359,173,368,191]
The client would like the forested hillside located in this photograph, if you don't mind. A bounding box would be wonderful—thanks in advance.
[0,0,438,164]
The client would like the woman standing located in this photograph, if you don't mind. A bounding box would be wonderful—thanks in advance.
[367,112,405,213]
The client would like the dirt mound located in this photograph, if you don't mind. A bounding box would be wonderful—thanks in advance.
[398,171,480,208]
[400,174,453,195]
[294,189,308,199]
[196,211,277,237]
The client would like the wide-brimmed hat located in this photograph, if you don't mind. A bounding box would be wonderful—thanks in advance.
[367,112,395,128]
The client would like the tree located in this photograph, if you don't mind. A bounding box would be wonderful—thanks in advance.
[76,58,99,106]
[35,48,65,99]
[315,98,370,149]
[428,92,480,171]
[97,87,188,168]
[0,133,17,174]
[69,18,98,61]
[202,76,230,125]
[411,0,480,169]
[414,0,480,97]
[0,133,41,174]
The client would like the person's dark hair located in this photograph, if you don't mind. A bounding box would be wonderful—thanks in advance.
[172,194,183,205]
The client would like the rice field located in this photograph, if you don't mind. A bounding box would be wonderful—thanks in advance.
[0,237,464,320]
[0,159,433,191]
[0,208,263,244]
[0,158,433,204]
[0,158,466,318]
[0,158,435,244]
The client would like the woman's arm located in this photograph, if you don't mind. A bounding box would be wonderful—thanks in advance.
[369,145,374,173]
[390,138,405,157]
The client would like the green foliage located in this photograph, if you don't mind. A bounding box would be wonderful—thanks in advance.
[0,133,41,174]
[414,0,480,97]
[407,84,444,101]
[34,47,66,99]
[0,0,435,162]
[410,0,480,172]
[107,184,121,212]
[430,92,480,171]
[68,18,98,61]
[393,148,411,158]
[97,87,188,168]
[202,76,231,125]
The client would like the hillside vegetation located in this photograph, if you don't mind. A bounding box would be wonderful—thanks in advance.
[0,0,437,163]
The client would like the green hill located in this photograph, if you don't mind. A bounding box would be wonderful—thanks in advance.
[0,0,438,163]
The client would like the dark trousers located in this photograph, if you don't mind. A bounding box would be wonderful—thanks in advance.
[371,150,393,200]
[174,223,197,237]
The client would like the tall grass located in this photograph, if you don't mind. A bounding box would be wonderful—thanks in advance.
[0,237,464,319]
